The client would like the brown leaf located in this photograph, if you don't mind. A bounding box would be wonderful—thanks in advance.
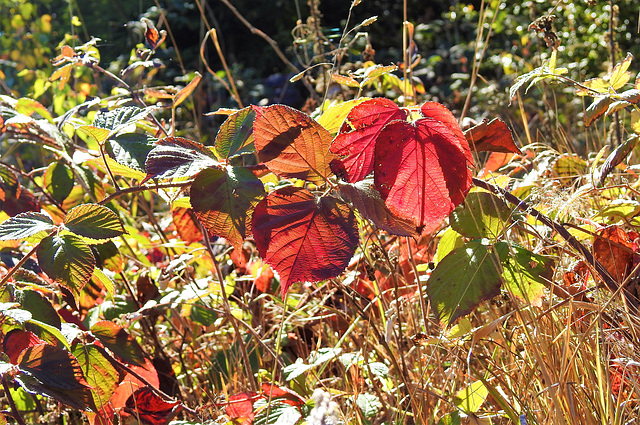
[464,118,522,154]
[593,226,635,284]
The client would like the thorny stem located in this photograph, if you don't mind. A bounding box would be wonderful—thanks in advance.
[2,374,27,425]
[472,178,627,301]
[197,218,258,392]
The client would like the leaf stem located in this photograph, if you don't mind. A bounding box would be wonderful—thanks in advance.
[2,374,27,425]
[0,240,43,289]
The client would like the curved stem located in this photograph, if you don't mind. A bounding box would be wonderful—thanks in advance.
[2,374,27,425]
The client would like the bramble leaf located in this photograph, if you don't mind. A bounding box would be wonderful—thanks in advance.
[427,241,506,325]
[36,234,95,296]
[16,343,96,411]
[599,134,640,185]
[190,166,265,249]
[44,162,74,203]
[374,103,473,230]
[144,136,219,181]
[502,246,553,307]
[72,343,121,411]
[449,191,512,239]
[254,104,336,184]
[91,320,146,367]
[330,97,407,183]
[214,106,256,160]
[252,187,358,296]
[0,212,55,241]
[584,95,611,127]
[464,118,521,154]
[107,133,156,171]
[125,387,181,425]
[64,204,125,242]
[316,98,369,135]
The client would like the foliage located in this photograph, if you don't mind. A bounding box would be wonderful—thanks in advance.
[2,1,640,425]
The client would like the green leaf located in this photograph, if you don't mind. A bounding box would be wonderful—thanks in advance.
[190,166,265,250]
[26,318,71,350]
[435,228,464,264]
[453,380,488,413]
[15,289,61,329]
[92,106,154,132]
[437,411,461,425]
[72,343,121,410]
[427,241,506,325]
[15,98,53,123]
[502,245,553,307]
[36,234,95,296]
[91,320,146,367]
[253,400,302,425]
[0,212,55,241]
[64,204,125,242]
[43,162,74,203]
[450,191,512,239]
[214,106,256,160]
[355,393,382,418]
[107,133,156,171]
[144,136,219,180]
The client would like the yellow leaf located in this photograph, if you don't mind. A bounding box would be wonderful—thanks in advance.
[78,125,111,144]
[609,52,633,90]
[576,77,609,95]
[316,98,370,134]
[632,110,640,134]
[330,73,360,88]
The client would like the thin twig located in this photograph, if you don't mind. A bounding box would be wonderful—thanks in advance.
[2,374,27,425]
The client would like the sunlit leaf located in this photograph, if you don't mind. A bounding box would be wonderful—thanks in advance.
[15,98,53,123]
[502,246,553,307]
[576,77,609,96]
[72,343,121,412]
[254,104,336,184]
[331,73,360,87]
[93,106,153,132]
[599,135,640,185]
[2,329,45,364]
[584,95,611,127]
[64,204,125,242]
[427,241,506,325]
[252,186,358,296]
[36,234,95,296]
[91,320,146,367]
[16,343,96,411]
[142,18,167,50]
[214,106,256,160]
[609,52,633,90]
[330,98,407,183]
[227,391,258,424]
[449,192,512,239]
[172,207,203,244]
[316,98,369,135]
[44,162,74,203]
[15,289,61,329]
[463,118,521,154]
[144,137,219,181]
[454,380,488,414]
[0,212,55,241]
[173,72,202,108]
[78,125,111,144]
[375,103,473,230]
[191,166,265,249]
[107,133,156,171]
[593,225,635,283]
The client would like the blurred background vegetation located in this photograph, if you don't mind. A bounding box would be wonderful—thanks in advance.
[1,0,639,150]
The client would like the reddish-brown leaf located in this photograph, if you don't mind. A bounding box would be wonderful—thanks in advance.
[125,387,181,425]
[226,391,259,425]
[330,98,407,183]
[261,383,304,406]
[16,343,96,411]
[142,19,167,50]
[374,115,473,230]
[254,105,336,184]
[3,329,45,364]
[593,225,636,283]
[463,118,522,154]
[252,187,358,296]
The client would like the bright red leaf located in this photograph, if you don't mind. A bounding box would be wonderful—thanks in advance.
[463,118,522,154]
[253,104,336,184]
[124,387,181,425]
[330,97,407,183]
[252,187,358,296]
[374,108,473,229]
[3,329,45,364]
[226,391,259,425]
[261,383,304,406]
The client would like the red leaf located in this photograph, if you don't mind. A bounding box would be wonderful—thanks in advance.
[226,391,259,425]
[374,114,473,229]
[261,383,304,406]
[252,187,358,296]
[330,98,407,183]
[420,102,474,165]
[172,207,203,243]
[108,358,159,413]
[3,329,45,364]
[125,387,181,425]
[464,118,522,154]
[593,225,636,284]
[253,105,336,184]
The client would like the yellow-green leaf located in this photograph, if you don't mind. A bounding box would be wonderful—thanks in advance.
[64,204,125,242]
[609,52,633,90]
